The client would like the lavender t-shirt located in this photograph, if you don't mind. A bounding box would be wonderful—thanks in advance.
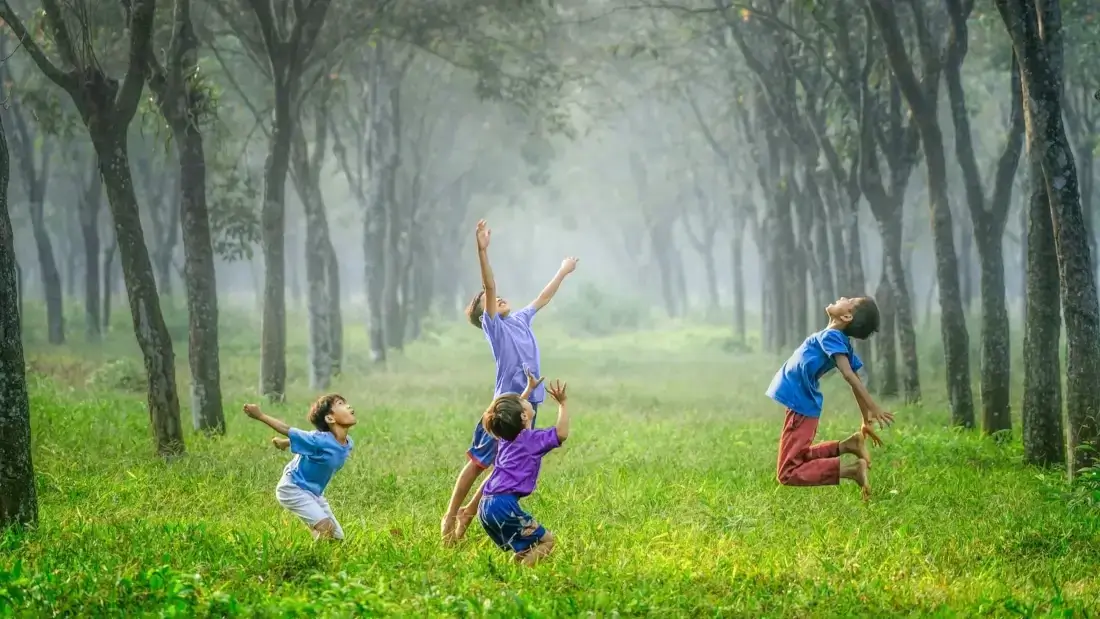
[482,427,561,497]
[482,305,544,404]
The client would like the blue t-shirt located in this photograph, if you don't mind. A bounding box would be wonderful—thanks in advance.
[766,328,863,418]
[282,428,353,496]
[482,305,544,404]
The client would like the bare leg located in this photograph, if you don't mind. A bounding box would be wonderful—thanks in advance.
[442,460,486,544]
[838,431,871,465]
[454,476,489,540]
[515,531,556,567]
[840,458,870,501]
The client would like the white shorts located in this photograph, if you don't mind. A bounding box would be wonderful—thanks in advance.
[275,477,344,540]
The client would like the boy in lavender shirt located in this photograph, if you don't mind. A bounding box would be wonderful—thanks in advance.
[479,374,569,566]
[440,218,577,544]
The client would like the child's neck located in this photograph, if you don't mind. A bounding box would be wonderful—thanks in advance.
[331,426,349,444]
[826,318,846,332]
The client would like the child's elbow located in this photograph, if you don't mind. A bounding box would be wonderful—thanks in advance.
[556,429,569,442]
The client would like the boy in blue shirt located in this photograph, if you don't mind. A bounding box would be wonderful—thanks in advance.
[479,373,569,566]
[243,394,356,540]
[766,296,895,500]
[440,218,577,545]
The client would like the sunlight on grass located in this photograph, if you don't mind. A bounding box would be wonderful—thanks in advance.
[2,306,1098,617]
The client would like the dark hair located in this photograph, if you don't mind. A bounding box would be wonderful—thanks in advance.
[482,395,527,441]
[843,297,880,340]
[308,393,345,432]
[465,291,486,328]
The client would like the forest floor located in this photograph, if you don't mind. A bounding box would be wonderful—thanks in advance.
[2,306,1099,617]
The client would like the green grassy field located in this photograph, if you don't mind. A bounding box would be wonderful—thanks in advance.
[2,305,1099,617]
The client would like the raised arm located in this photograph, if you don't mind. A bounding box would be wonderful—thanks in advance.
[475,219,497,320]
[530,257,578,311]
[243,404,291,436]
[834,355,894,442]
[546,380,570,442]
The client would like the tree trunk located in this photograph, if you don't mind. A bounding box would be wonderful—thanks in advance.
[1020,156,1065,466]
[651,223,680,318]
[975,230,1013,435]
[326,241,343,375]
[96,134,185,456]
[80,159,103,342]
[365,45,399,363]
[731,216,746,344]
[869,1,974,427]
[997,0,1100,474]
[176,126,224,434]
[259,82,292,400]
[874,254,899,398]
[0,109,37,529]
[102,235,117,333]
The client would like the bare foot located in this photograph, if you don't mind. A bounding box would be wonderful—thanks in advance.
[853,458,870,501]
[453,510,476,540]
[844,431,871,467]
[440,513,457,546]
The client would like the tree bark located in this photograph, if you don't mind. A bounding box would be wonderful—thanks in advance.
[4,99,63,345]
[80,157,103,342]
[731,215,747,344]
[0,108,37,529]
[874,254,899,398]
[869,0,975,427]
[996,0,1100,475]
[102,234,117,332]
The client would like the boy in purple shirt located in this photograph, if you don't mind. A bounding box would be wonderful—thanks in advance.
[440,218,578,545]
[766,296,894,500]
[479,375,569,566]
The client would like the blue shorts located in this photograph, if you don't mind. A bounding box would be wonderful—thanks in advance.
[467,403,538,468]
[478,493,546,553]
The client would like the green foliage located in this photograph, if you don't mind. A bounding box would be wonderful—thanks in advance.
[85,358,146,392]
[4,313,1100,615]
[554,282,650,336]
[208,165,261,262]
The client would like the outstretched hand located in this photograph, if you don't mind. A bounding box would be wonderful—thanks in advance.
[242,403,262,419]
[861,422,883,448]
[475,219,491,250]
[547,380,568,403]
[524,367,545,393]
[560,257,579,273]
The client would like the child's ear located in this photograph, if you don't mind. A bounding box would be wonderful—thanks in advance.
[325,414,335,425]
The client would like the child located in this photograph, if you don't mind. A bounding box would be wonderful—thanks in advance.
[479,373,569,566]
[440,218,577,544]
[766,296,895,500]
[243,394,357,540]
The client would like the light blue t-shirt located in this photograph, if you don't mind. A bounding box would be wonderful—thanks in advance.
[482,305,544,404]
[766,328,863,418]
[282,428,353,496]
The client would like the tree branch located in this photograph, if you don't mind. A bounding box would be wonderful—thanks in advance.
[116,0,156,123]
[0,2,77,91]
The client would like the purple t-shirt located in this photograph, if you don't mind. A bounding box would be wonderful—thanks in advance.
[482,305,544,404]
[482,427,561,497]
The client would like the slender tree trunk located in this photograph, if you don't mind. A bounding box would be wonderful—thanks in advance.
[259,83,292,400]
[102,235,117,333]
[29,191,64,344]
[877,214,918,402]
[176,126,224,434]
[96,134,185,456]
[0,110,37,529]
[365,45,398,363]
[731,216,746,344]
[325,241,342,375]
[874,255,899,398]
[80,160,103,342]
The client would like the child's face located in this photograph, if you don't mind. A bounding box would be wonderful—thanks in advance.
[826,296,862,325]
[327,399,357,428]
[520,400,535,429]
[494,296,512,317]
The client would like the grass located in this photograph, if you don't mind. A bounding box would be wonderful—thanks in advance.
[2,303,1099,617]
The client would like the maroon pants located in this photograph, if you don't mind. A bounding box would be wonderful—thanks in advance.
[777,410,840,486]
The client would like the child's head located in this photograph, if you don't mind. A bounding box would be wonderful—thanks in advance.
[308,394,356,432]
[827,296,880,339]
[465,291,512,327]
[481,394,535,441]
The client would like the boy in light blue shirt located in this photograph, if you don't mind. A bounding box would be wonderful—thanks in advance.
[440,218,577,545]
[244,394,356,540]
